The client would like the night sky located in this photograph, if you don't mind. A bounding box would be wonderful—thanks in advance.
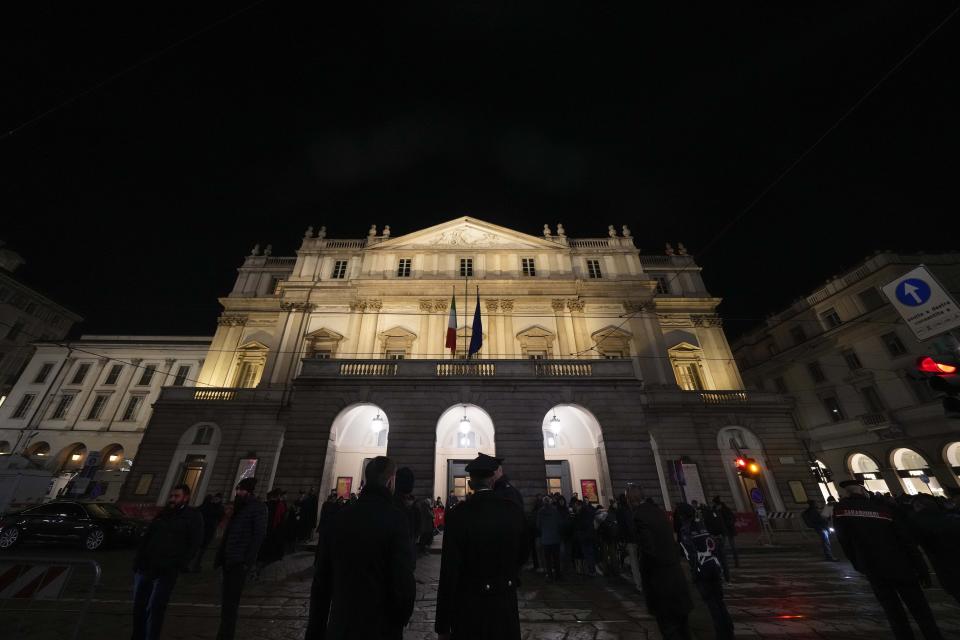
[3,3,957,340]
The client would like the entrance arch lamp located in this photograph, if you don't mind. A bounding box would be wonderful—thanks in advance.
[549,410,562,434]
[458,406,471,434]
[371,409,385,433]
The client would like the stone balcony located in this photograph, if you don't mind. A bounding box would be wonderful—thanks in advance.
[298,357,639,380]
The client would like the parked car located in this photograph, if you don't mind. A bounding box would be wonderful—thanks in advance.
[0,501,146,551]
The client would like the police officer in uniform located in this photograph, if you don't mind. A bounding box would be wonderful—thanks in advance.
[435,454,526,640]
[834,479,944,640]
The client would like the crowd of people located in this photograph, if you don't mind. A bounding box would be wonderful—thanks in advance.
[126,459,960,640]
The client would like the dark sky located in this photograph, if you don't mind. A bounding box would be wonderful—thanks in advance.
[2,2,958,340]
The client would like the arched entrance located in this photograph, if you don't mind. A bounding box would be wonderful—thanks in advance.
[541,404,613,506]
[159,423,222,505]
[716,426,784,513]
[847,452,890,494]
[891,448,944,496]
[321,403,389,499]
[434,404,495,500]
[101,444,126,471]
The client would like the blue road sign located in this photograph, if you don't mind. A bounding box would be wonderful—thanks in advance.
[896,278,932,307]
[750,487,764,504]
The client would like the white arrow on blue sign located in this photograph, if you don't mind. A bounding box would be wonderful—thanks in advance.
[881,265,960,341]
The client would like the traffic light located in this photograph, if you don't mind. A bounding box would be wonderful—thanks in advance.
[916,355,960,419]
[735,457,761,478]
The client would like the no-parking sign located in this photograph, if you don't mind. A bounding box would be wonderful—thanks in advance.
[881,265,960,341]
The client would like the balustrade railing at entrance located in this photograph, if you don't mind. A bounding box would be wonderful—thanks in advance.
[299,358,636,380]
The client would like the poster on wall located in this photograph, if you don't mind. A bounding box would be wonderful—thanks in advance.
[233,458,258,489]
[680,463,706,505]
[580,479,599,504]
[336,476,352,498]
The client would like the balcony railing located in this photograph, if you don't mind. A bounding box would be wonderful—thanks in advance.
[646,388,785,407]
[300,358,637,380]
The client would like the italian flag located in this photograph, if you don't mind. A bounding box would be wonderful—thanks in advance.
[445,292,458,354]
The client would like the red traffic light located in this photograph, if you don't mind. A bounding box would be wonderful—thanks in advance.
[735,457,761,476]
[917,356,958,375]
[735,457,747,468]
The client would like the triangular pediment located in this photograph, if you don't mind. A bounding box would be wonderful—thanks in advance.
[371,217,562,251]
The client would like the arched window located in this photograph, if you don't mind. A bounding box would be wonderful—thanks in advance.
[26,441,50,459]
[847,452,890,494]
[0,440,10,455]
[891,448,944,497]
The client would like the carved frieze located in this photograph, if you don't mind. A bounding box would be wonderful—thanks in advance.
[566,299,585,312]
[433,299,448,312]
[485,299,500,312]
[551,299,566,312]
[280,302,315,312]
[499,299,514,312]
[419,299,434,312]
[367,299,383,311]
[217,315,247,327]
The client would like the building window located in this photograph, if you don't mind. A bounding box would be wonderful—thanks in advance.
[654,276,669,294]
[858,287,885,312]
[312,350,332,359]
[104,364,123,385]
[821,395,845,422]
[397,258,412,277]
[527,350,547,360]
[87,394,110,420]
[193,425,214,445]
[773,376,788,393]
[268,277,281,294]
[842,349,863,371]
[11,394,35,419]
[881,331,907,357]
[120,395,144,421]
[459,258,473,277]
[790,326,806,346]
[70,363,91,385]
[807,361,826,384]
[173,365,190,386]
[521,258,536,276]
[674,362,704,391]
[331,260,348,279]
[385,350,406,360]
[51,394,75,419]
[820,308,842,329]
[235,361,263,388]
[6,322,24,340]
[860,386,885,414]
[586,260,602,279]
[137,365,157,386]
[34,363,54,384]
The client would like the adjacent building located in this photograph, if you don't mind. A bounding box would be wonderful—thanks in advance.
[121,217,817,515]
[732,252,960,500]
[0,335,210,498]
[0,243,82,404]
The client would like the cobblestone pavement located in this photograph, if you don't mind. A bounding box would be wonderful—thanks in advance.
[3,538,960,639]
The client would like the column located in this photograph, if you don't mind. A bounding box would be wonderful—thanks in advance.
[343,301,365,358]
[485,299,500,358]
[567,299,588,356]
[627,304,670,386]
[210,318,247,387]
[434,298,449,358]
[501,300,516,357]
[418,300,434,358]
[552,299,572,356]
[270,303,313,384]
[360,299,383,357]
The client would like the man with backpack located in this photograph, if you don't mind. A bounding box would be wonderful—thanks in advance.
[712,496,739,569]
[699,502,731,583]
[676,504,734,640]
[801,499,836,561]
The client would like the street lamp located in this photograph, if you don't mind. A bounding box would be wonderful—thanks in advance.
[371,410,385,433]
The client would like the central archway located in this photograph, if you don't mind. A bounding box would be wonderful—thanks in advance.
[320,403,389,499]
[434,404,495,501]
[542,404,613,506]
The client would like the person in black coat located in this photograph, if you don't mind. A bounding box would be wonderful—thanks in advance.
[627,485,693,640]
[215,477,268,640]
[306,456,416,640]
[909,494,960,604]
[436,454,527,640]
[834,480,943,640]
[189,493,224,572]
[132,483,203,640]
